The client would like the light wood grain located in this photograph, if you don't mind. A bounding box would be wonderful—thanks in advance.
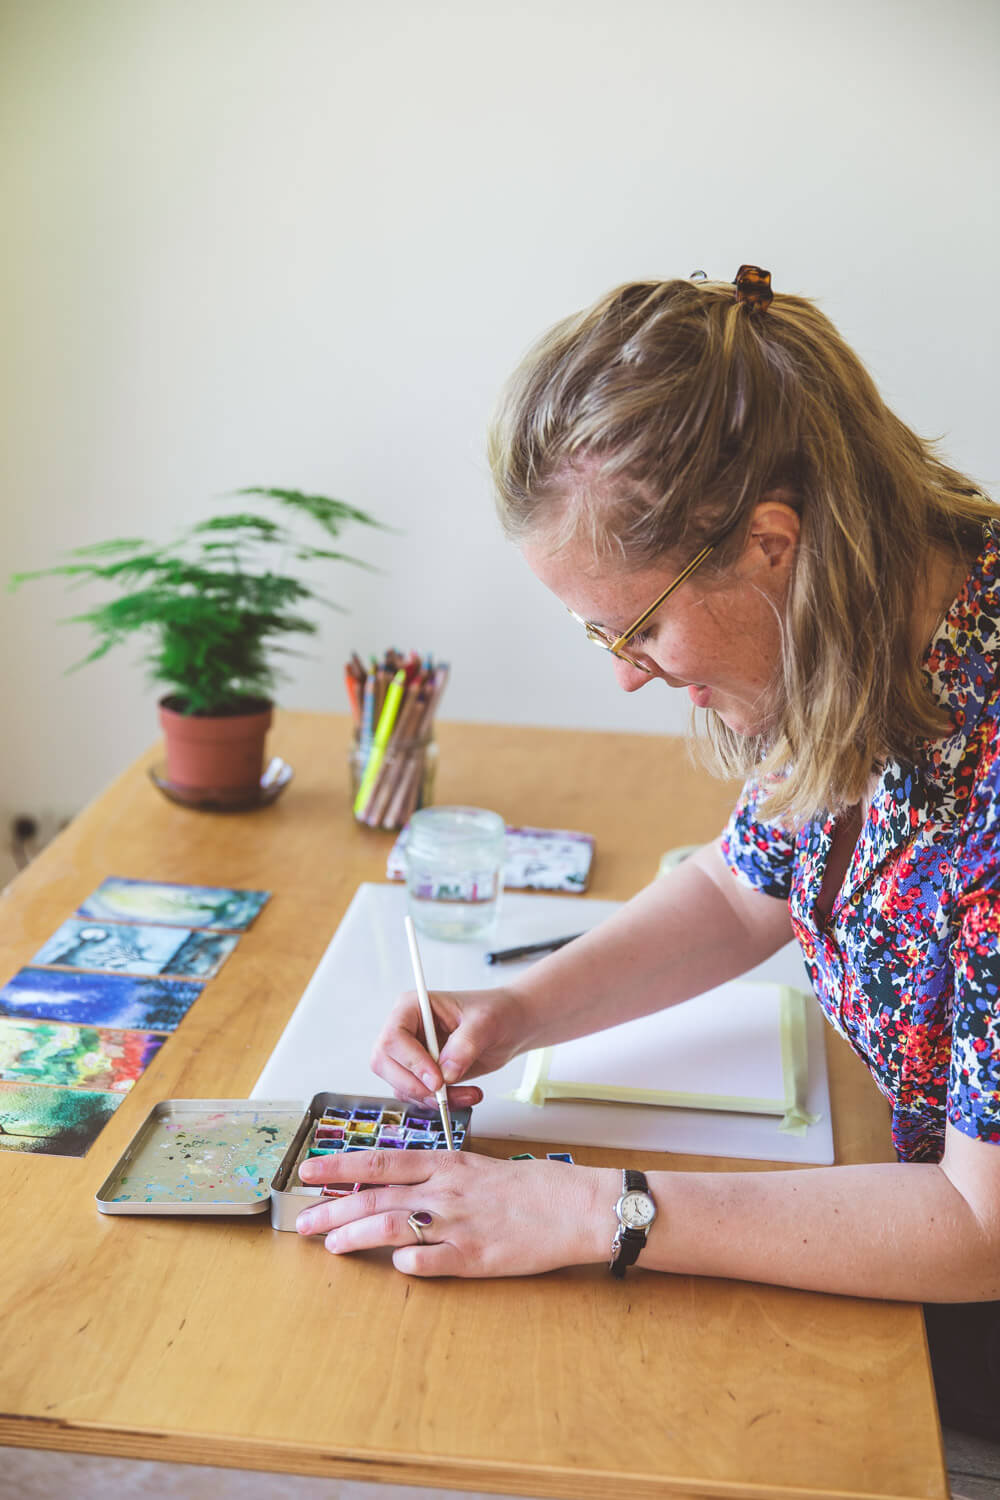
[0,713,946,1499]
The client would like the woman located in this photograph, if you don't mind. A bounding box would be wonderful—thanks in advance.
[296,268,1000,1437]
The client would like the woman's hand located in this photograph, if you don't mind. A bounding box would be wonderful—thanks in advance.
[295,1147,617,1277]
[370,985,528,1110]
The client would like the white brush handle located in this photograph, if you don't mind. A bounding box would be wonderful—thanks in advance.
[403,915,455,1149]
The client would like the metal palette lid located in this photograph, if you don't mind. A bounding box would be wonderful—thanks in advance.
[95,1098,307,1216]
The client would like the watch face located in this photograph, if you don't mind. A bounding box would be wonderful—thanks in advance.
[620,1190,655,1229]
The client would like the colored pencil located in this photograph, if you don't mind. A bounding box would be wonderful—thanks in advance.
[347,651,449,829]
[353,669,407,817]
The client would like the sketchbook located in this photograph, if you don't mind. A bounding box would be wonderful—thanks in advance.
[253,883,834,1165]
[511,983,819,1136]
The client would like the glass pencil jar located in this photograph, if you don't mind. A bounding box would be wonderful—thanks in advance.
[350,731,438,830]
[404,805,506,942]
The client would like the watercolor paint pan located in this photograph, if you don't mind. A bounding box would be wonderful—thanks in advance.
[268,1090,472,1231]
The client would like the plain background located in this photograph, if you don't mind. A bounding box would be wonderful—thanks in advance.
[2,0,998,835]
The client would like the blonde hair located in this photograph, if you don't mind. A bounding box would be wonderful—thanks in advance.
[488,277,995,820]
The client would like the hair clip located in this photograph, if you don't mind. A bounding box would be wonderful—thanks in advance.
[689,269,707,281]
[733,264,773,313]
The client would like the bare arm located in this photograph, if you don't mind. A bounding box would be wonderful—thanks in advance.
[499,838,794,1052]
[333,845,1000,1298]
[299,1120,1000,1302]
[372,838,794,1104]
[607,1122,1000,1302]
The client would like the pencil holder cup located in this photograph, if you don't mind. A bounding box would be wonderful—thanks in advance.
[350,732,438,830]
[404,805,506,942]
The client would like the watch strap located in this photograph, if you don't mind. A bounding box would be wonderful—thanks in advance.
[610,1169,654,1280]
[610,1225,646,1279]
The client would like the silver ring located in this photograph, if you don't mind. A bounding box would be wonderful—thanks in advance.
[407,1210,433,1245]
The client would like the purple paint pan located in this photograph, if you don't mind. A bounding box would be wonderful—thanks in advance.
[270,1090,473,1231]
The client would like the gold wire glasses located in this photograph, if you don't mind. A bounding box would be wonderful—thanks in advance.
[571,542,716,673]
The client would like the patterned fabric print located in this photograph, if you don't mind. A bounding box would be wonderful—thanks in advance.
[720,529,1000,1162]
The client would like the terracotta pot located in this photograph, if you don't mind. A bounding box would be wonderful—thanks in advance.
[158,696,273,794]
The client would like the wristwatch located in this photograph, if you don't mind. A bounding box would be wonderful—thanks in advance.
[610,1168,656,1278]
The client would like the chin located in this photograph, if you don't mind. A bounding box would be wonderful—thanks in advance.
[713,705,772,738]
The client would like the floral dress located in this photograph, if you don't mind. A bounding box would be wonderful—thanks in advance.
[721,530,1000,1164]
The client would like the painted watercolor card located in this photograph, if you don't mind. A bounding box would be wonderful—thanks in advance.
[30,920,238,979]
[77,877,270,932]
[0,1017,165,1093]
[0,1081,122,1156]
[0,969,203,1032]
[388,823,595,893]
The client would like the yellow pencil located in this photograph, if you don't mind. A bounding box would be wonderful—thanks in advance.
[353,669,406,817]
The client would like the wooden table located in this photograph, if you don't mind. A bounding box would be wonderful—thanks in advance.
[0,713,947,1500]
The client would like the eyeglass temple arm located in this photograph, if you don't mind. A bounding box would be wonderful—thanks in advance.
[609,542,716,652]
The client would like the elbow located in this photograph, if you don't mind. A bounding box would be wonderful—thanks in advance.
[934,1158,1000,1302]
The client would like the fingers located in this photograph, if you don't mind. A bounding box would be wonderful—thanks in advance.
[371,1052,483,1110]
[379,993,495,1093]
[299,1145,433,1190]
[443,1083,484,1107]
[371,990,453,1104]
[296,1152,606,1280]
[297,1177,463,1276]
[324,1203,423,1254]
[374,1001,446,1096]
[392,1243,463,1277]
[296,1180,448,1255]
[303,1187,462,1275]
[437,1027,487,1086]
[374,1049,441,1109]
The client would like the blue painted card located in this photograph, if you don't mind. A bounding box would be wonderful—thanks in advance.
[0,969,203,1032]
[30,920,238,979]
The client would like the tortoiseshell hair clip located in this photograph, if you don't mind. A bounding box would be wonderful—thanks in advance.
[733,264,773,313]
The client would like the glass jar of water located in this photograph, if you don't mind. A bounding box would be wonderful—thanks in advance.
[404,806,506,941]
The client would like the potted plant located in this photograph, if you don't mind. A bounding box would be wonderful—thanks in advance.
[11,486,384,803]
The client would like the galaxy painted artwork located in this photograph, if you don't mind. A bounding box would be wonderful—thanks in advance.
[0,969,203,1032]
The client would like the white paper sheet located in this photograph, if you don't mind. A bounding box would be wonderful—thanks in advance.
[517,982,807,1113]
[252,883,834,1165]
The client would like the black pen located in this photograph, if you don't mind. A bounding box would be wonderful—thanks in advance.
[484,933,583,965]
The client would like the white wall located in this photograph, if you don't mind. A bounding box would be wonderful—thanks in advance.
[2,0,998,826]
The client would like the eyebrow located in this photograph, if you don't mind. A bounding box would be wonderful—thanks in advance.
[614,618,654,642]
[588,607,632,632]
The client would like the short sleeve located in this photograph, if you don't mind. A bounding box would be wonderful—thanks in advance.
[946,718,1000,1145]
[948,891,1000,1146]
[720,777,797,901]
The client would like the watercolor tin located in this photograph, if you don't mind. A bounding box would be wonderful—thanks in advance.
[94,1099,307,1216]
[268,1091,472,1231]
[95,1092,472,1227]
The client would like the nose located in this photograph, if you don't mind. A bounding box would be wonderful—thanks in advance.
[612,656,653,693]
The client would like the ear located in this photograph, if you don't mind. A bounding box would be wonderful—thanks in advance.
[745,499,800,571]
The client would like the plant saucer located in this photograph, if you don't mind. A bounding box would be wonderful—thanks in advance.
[149,757,293,813]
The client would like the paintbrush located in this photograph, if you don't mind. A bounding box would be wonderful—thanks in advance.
[403,915,455,1149]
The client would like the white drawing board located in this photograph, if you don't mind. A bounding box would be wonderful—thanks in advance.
[253,883,834,1165]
